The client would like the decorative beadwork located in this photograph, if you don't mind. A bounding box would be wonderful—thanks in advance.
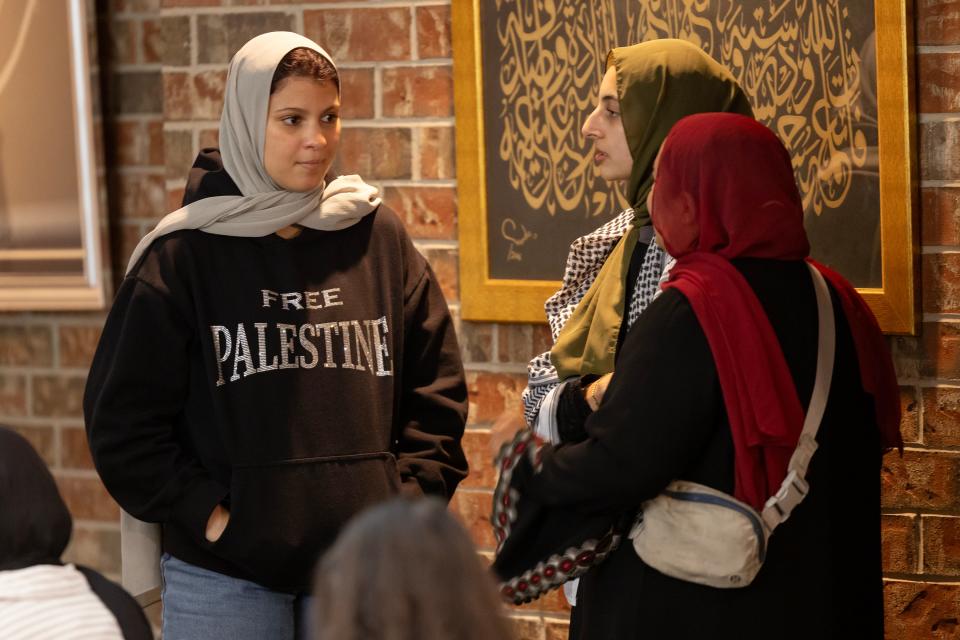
[498,530,621,605]
[491,430,544,551]
[491,429,621,605]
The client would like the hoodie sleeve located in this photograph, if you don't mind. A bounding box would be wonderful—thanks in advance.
[83,274,228,543]
[394,259,469,500]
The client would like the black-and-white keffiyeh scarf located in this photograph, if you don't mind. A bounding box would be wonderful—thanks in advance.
[522,209,672,435]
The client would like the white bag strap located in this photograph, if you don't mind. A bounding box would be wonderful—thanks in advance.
[760,263,835,532]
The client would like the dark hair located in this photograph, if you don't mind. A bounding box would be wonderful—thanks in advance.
[0,427,72,570]
[312,498,515,640]
[270,47,339,94]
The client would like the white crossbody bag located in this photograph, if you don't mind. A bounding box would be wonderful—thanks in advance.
[628,263,835,589]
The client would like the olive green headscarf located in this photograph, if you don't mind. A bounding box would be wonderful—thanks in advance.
[550,39,754,380]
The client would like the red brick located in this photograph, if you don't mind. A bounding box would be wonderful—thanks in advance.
[167,187,186,212]
[459,322,495,363]
[143,19,162,64]
[420,127,455,179]
[114,121,150,167]
[920,121,960,181]
[12,425,56,467]
[109,19,137,65]
[381,186,456,239]
[162,15,191,67]
[922,515,960,575]
[114,172,167,220]
[900,386,921,445]
[510,616,546,640]
[449,490,495,550]
[162,0,220,6]
[339,68,374,120]
[924,254,960,314]
[110,223,147,271]
[0,374,28,417]
[917,0,960,45]
[918,53,960,112]
[417,5,452,59]
[123,1,161,14]
[891,333,922,380]
[57,476,120,522]
[0,326,53,367]
[882,514,919,574]
[883,580,960,638]
[466,371,526,425]
[922,188,960,246]
[499,324,539,364]
[462,430,497,490]
[512,587,572,618]
[382,66,453,117]
[148,120,164,166]
[59,324,101,369]
[33,375,86,418]
[924,386,960,448]
[917,322,960,380]
[195,13,294,65]
[197,128,219,150]
[545,619,571,640]
[304,9,411,62]
[63,527,122,576]
[881,449,960,512]
[62,427,95,470]
[336,128,411,179]
[112,71,163,115]
[533,325,553,355]
[163,70,227,121]
[420,247,458,302]
[164,129,194,179]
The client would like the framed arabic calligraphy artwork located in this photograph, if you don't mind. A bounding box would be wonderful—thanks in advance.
[453,0,918,333]
[0,0,106,310]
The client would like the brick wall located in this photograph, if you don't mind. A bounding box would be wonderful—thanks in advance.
[3,1,953,638]
[881,2,960,636]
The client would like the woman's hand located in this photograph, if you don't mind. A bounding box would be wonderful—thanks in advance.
[205,504,230,542]
[583,372,614,411]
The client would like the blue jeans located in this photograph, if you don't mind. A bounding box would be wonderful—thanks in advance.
[161,553,313,640]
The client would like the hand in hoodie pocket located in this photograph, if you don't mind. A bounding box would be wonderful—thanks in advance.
[209,451,401,591]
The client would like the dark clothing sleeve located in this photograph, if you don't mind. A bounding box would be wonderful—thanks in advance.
[395,262,468,500]
[493,289,723,586]
[83,276,228,543]
[533,288,721,510]
[77,566,153,640]
[556,378,592,444]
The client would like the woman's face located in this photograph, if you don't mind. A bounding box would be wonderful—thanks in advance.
[581,66,633,182]
[263,76,341,192]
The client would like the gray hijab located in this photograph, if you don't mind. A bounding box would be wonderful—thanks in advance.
[125,31,381,274]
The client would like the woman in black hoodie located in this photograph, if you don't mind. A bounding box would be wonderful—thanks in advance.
[84,31,467,640]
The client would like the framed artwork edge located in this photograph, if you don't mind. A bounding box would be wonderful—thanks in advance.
[0,0,108,312]
[454,0,920,333]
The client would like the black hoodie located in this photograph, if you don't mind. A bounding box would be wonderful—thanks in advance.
[84,150,468,592]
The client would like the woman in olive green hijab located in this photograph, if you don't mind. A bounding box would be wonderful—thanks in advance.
[521,39,753,442]
[502,38,755,617]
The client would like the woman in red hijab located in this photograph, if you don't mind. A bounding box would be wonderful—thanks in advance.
[492,113,900,639]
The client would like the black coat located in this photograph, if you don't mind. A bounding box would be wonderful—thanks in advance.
[493,259,884,639]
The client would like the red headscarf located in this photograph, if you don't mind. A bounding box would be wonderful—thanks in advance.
[652,113,902,511]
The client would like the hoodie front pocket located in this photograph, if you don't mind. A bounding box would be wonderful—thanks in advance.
[210,451,400,590]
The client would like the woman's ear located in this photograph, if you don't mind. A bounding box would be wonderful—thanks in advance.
[675,191,700,250]
[678,191,697,227]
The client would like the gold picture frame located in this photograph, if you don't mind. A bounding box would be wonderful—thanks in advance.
[453,0,918,333]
